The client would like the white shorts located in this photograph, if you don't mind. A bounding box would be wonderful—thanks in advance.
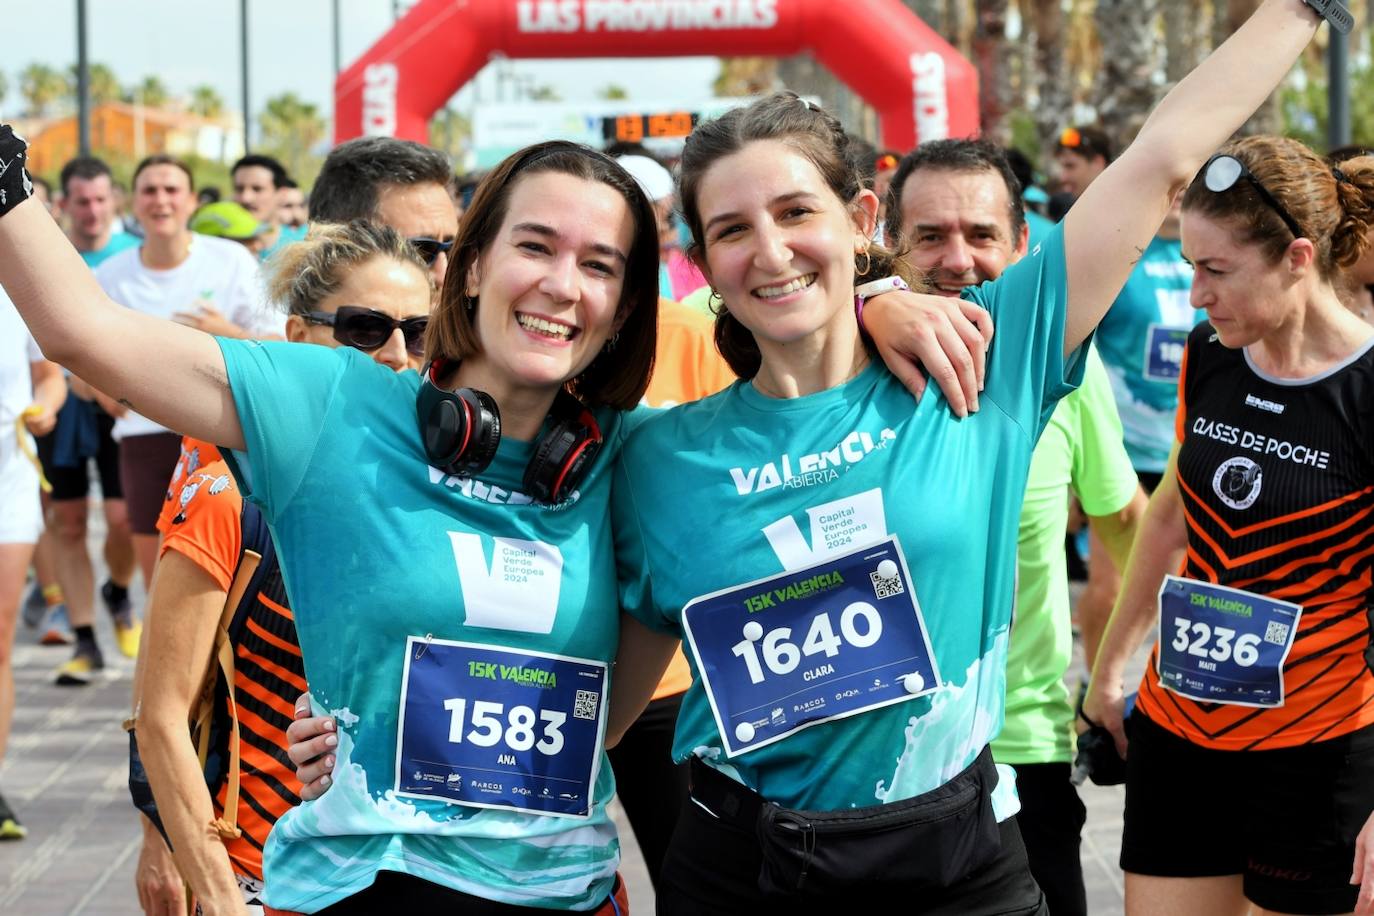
[0,447,43,544]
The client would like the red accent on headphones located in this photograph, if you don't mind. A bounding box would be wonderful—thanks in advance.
[417,359,602,505]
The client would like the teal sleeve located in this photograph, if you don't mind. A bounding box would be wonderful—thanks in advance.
[216,338,350,522]
[611,428,677,635]
[1070,347,1140,517]
[963,222,1088,438]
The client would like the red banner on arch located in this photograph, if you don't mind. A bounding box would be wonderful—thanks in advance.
[335,0,979,151]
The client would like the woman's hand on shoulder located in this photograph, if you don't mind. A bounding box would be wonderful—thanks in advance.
[860,291,993,417]
[287,693,337,800]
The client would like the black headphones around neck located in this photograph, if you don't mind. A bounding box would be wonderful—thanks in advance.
[416,358,603,505]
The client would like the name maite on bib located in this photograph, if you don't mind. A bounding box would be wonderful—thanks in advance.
[1156,576,1302,708]
[683,537,941,757]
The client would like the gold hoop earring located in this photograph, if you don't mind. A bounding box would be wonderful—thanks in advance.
[856,248,872,277]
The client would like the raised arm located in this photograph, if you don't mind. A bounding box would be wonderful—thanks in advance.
[1062,0,1322,352]
[0,129,244,450]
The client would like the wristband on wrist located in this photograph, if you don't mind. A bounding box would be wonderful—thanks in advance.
[1302,0,1353,33]
[853,276,911,333]
[0,125,35,217]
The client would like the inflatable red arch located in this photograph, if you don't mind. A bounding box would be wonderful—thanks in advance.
[335,0,979,150]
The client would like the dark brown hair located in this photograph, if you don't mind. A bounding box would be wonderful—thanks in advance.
[677,92,921,379]
[425,141,659,410]
[1182,135,1374,278]
[132,154,194,191]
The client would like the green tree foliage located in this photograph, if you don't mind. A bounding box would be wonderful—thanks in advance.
[129,75,170,109]
[527,84,561,102]
[67,63,123,106]
[428,107,470,160]
[1281,35,1374,153]
[597,84,629,101]
[259,92,326,185]
[19,63,68,117]
[188,85,225,120]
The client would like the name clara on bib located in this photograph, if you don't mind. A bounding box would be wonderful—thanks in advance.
[395,638,608,818]
[683,537,941,757]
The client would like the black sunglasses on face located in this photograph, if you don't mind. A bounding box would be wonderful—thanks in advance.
[408,236,455,266]
[303,306,429,356]
[1202,154,1305,241]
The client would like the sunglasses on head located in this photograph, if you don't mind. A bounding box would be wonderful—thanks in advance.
[408,236,455,266]
[1201,154,1305,240]
[303,306,429,356]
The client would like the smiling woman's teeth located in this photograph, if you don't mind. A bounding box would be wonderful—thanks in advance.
[516,314,575,340]
[754,273,817,299]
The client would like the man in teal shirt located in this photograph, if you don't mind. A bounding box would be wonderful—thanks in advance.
[886,139,1145,916]
[61,157,140,268]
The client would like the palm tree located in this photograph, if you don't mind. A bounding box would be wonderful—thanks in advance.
[429,107,470,159]
[0,71,9,109]
[188,84,224,120]
[130,75,170,110]
[259,92,326,181]
[1092,0,1162,145]
[973,0,1012,142]
[1027,0,1071,150]
[19,63,68,117]
[68,63,122,106]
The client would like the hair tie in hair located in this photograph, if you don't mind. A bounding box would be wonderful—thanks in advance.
[1333,166,1351,185]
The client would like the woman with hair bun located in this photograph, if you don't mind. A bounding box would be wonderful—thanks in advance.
[1085,134,1374,916]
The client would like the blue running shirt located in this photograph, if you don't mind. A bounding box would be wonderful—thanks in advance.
[1095,235,1198,473]
[217,340,622,912]
[613,225,1083,817]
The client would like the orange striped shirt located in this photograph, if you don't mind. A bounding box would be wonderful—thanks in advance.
[159,456,304,882]
[1136,324,1374,750]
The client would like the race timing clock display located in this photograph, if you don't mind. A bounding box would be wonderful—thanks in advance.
[602,111,699,144]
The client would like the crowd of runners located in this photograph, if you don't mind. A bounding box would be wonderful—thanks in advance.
[2,1,1374,914]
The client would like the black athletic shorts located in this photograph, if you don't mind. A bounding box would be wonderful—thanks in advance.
[1122,710,1374,915]
[34,399,123,502]
[1136,470,1164,494]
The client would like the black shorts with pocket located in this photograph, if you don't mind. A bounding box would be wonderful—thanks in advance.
[34,399,123,502]
[1122,710,1374,915]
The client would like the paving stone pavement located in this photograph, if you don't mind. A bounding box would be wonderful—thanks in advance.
[0,523,1138,914]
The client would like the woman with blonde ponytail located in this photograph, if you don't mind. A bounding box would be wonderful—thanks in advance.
[1085,133,1374,916]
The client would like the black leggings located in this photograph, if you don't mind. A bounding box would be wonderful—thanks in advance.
[607,692,689,890]
[657,795,1046,915]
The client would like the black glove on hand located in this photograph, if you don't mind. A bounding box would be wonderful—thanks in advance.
[0,125,35,217]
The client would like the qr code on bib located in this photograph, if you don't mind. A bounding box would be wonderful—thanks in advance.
[1264,621,1291,646]
[573,690,599,721]
[870,571,905,600]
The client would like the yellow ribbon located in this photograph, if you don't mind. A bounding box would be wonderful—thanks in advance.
[16,406,52,494]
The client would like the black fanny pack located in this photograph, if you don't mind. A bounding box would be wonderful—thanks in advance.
[689,745,1002,895]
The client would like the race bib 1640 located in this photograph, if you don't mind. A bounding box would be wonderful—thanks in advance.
[682,537,940,757]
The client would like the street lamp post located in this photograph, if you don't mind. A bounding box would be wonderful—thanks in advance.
[241,0,251,153]
[76,0,90,155]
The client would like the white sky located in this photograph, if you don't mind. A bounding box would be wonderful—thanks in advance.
[2,0,720,139]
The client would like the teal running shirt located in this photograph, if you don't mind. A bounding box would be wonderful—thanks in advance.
[613,225,1083,818]
[1095,235,1197,473]
[217,340,623,912]
[79,231,139,268]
